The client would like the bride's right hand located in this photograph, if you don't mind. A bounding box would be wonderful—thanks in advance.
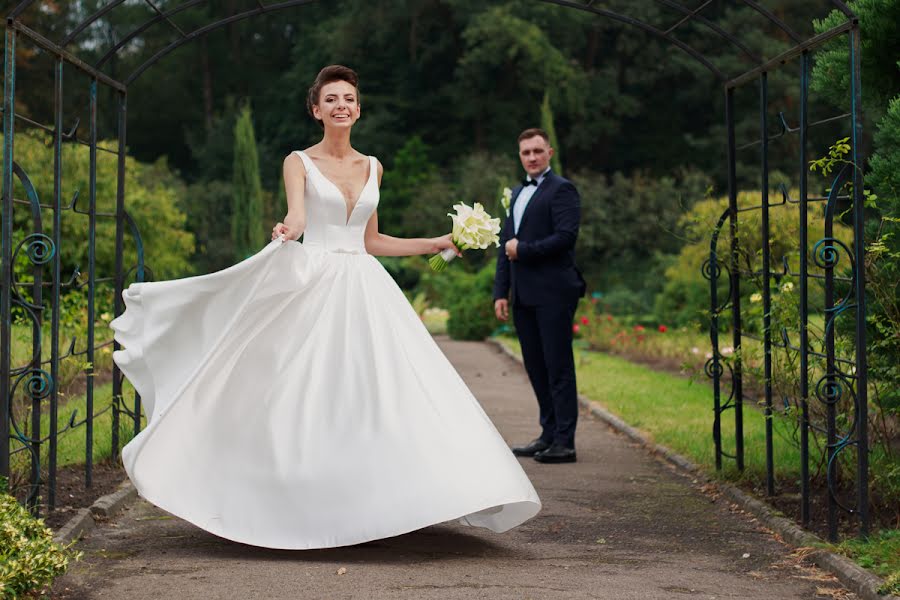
[272,216,302,242]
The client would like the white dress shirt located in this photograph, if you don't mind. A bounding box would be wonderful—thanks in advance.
[513,167,551,234]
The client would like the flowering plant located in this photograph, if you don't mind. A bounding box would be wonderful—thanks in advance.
[429,202,501,272]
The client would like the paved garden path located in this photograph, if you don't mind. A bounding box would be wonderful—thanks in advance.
[53,338,854,599]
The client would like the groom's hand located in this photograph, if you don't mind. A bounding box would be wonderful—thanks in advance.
[494,299,509,321]
[505,238,519,261]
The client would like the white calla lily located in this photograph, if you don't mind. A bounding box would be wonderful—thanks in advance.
[429,202,502,272]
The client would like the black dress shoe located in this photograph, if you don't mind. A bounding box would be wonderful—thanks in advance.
[511,438,551,457]
[534,444,577,463]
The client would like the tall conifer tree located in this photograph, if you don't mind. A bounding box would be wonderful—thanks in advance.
[231,104,265,259]
[541,91,563,176]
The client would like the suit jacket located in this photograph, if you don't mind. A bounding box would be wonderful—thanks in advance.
[493,170,586,306]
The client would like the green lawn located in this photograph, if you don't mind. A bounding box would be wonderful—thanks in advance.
[8,319,137,475]
[833,529,900,592]
[42,379,140,469]
[577,349,804,482]
[10,379,141,482]
[10,323,116,396]
[496,336,897,588]
[499,336,801,482]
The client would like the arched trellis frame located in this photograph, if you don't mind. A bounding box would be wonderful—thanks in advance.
[1,0,866,538]
[704,24,868,541]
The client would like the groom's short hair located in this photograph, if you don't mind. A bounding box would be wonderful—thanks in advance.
[517,128,550,145]
[307,65,360,128]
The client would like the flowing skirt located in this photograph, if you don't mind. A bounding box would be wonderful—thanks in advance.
[111,239,540,549]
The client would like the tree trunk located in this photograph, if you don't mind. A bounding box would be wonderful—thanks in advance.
[201,37,214,131]
[409,2,419,63]
[585,26,600,69]
[227,0,242,69]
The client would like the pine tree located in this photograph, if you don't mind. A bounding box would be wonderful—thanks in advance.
[231,104,265,260]
[540,91,563,176]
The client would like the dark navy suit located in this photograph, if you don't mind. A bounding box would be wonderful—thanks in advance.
[493,170,586,449]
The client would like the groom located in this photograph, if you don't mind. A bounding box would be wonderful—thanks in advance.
[493,128,586,464]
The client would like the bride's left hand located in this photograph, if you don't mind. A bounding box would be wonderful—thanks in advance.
[432,234,462,256]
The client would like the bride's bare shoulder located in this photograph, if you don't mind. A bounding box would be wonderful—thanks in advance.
[283,151,307,176]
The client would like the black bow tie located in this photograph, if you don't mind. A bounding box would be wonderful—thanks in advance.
[522,178,538,187]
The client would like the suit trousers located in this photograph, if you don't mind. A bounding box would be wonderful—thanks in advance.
[513,300,579,449]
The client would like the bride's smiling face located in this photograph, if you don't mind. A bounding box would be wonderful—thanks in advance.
[312,80,361,130]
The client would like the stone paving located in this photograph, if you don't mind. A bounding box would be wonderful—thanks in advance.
[52,338,855,599]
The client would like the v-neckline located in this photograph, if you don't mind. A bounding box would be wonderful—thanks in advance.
[301,151,372,226]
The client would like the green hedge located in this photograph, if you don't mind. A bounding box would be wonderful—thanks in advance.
[447,293,496,340]
[653,192,854,328]
[421,262,498,341]
[0,487,80,598]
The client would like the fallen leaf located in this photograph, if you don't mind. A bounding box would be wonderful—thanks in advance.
[814,586,853,599]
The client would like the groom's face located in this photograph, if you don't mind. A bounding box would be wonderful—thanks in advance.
[518,136,554,178]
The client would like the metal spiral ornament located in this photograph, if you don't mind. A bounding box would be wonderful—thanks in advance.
[25,368,53,400]
[814,375,843,407]
[18,233,55,265]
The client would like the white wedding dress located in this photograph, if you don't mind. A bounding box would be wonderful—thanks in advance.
[110,150,541,550]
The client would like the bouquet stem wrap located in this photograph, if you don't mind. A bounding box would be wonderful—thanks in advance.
[429,246,461,272]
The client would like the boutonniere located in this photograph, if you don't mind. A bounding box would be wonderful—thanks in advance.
[500,187,512,217]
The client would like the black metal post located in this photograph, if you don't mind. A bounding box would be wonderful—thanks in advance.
[1,25,16,484]
[85,78,97,488]
[28,186,43,514]
[760,72,774,495]
[48,57,62,510]
[710,235,722,471]
[848,25,868,538]
[798,51,811,527]
[112,90,126,458]
[725,86,744,471]
[824,159,838,544]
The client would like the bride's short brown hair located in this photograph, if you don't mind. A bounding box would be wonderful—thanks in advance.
[306,65,360,128]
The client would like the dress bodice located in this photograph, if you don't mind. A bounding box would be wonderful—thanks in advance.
[294,150,378,254]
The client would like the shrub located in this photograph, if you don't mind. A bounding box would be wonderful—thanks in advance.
[428,264,498,341]
[182,179,236,274]
[595,286,655,324]
[0,489,80,598]
[379,136,440,237]
[864,98,900,422]
[572,168,711,291]
[653,192,854,328]
[6,130,194,282]
[447,293,497,340]
[378,256,425,292]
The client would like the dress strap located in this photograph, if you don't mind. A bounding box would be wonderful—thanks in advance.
[293,150,316,174]
[296,150,376,182]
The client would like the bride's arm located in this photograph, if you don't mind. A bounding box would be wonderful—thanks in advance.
[363,160,459,257]
[272,153,307,241]
[363,212,455,256]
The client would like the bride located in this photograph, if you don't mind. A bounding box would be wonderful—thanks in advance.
[110,65,541,550]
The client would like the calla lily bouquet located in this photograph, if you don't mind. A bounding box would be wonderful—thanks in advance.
[429,202,501,272]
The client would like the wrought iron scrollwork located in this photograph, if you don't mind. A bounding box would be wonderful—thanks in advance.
[19,233,54,265]
[707,41,868,538]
